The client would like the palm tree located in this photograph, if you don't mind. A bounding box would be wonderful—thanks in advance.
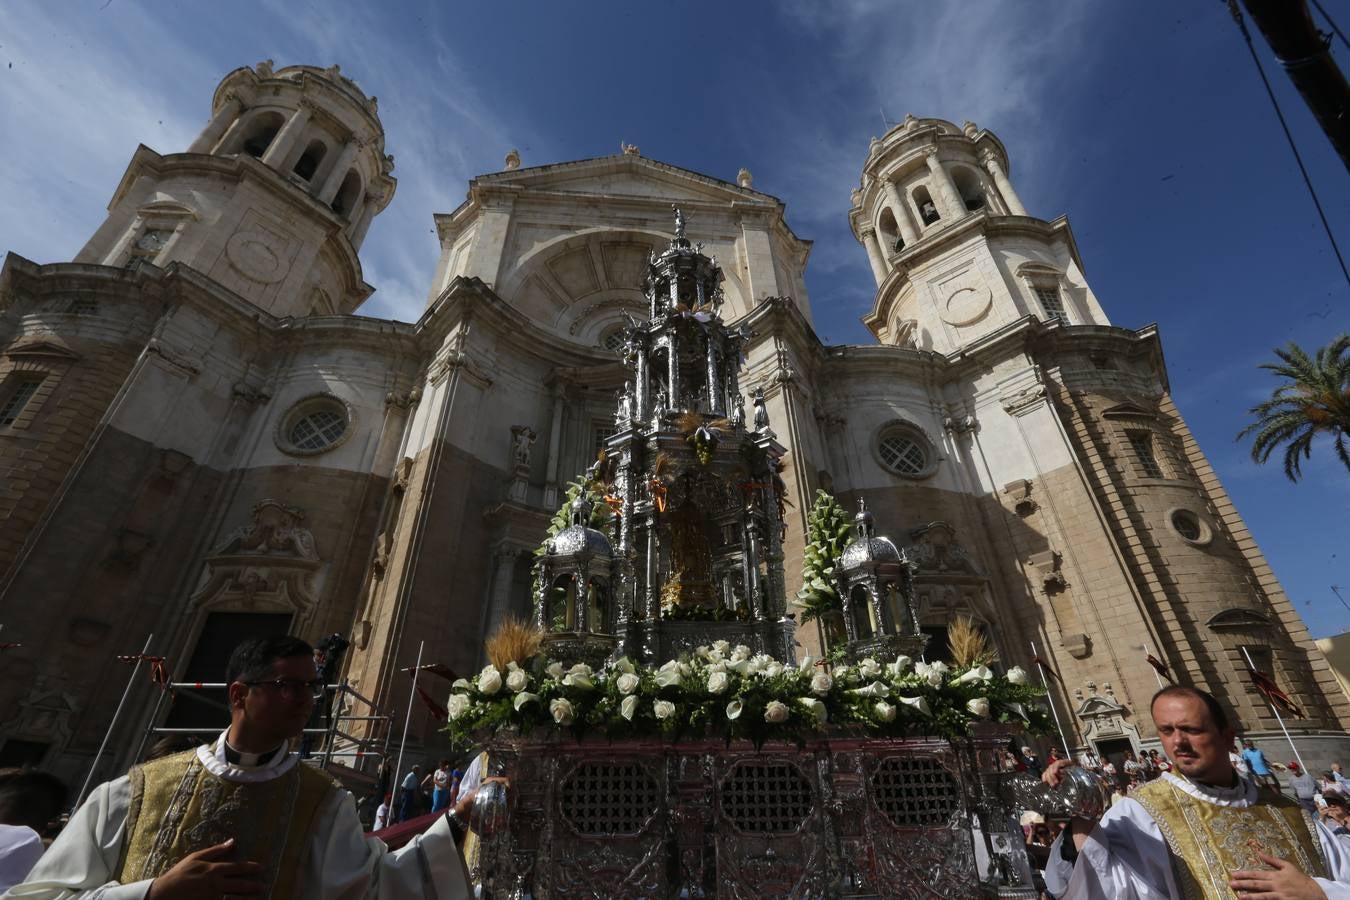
[1238,334,1350,481]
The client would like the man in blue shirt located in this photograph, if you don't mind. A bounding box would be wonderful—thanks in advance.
[398,765,422,822]
[1241,738,1280,790]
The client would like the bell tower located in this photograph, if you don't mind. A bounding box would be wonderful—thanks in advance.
[850,116,1108,354]
[74,61,397,317]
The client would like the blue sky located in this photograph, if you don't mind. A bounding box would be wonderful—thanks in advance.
[3,1,1347,636]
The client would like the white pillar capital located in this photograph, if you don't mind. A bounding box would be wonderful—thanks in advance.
[860,228,887,284]
[980,150,1027,216]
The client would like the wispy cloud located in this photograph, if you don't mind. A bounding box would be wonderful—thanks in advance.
[0,3,209,262]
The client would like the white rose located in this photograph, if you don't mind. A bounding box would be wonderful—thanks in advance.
[1005,666,1029,686]
[764,700,789,724]
[446,694,472,720]
[452,678,471,691]
[725,699,743,720]
[477,666,503,696]
[924,666,945,687]
[612,657,636,675]
[874,701,897,723]
[506,668,529,693]
[764,662,784,678]
[550,697,574,725]
[616,672,640,695]
[834,665,856,684]
[888,655,912,676]
[707,671,730,695]
[620,694,639,721]
[810,672,833,696]
[659,659,681,673]
[859,657,882,678]
[929,661,950,678]
[654,699,676,720]
[712,640,731,656]
[513,691,538,711]
[545,661,564,680]
[798,697,828,725]
[568,662,593,678]
[728,659,751,676]
[966,697,990,718]
[897,695,931,715]
[731,645,752,662]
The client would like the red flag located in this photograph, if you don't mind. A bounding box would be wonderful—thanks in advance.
[1250,667,1305,719]
[0,642,21,651]
[417,684,447,721]
[1032,655,1063,684]
[117,654,173,696]
[1145,653,1174,684]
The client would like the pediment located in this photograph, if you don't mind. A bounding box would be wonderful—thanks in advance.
[1075,695,1126,717]
[478,155,771,206]
[1207,608,1272,629]
[6,340,81,361]
[1101,402,1155,419]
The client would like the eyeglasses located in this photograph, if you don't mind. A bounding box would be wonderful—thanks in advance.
[243,678,325,699]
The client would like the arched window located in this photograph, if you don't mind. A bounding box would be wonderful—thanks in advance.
[292,139,327,181]
[331,169,362,218]
[877,207,901,253]
[240,111,285,158]
[912,185,940,226]
[951,167,986,212]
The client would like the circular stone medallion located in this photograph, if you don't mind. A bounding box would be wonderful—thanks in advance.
[941,285,992,326]
[226,231,288,283]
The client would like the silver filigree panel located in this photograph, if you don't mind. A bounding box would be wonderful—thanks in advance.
[561,762,660,836]
[870,755,960,828]
[721,761,813,834]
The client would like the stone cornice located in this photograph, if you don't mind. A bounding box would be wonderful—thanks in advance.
[104,146,374,306]
[862,213,1083,337]
[1,254,420,360]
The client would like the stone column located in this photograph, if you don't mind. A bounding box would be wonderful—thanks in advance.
[189,93,243,154]
[487,546,523,635]
[261,102,313,168]
[924,148,965,221]
[860,228,887,283]
[318,139,362,205]
[882,181,919,246]
[634,341,649,422]
[542,382,566,509]
[981,150,1027,216]
[349,201,377,249]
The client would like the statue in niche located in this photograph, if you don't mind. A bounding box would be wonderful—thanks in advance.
[731,393,746,430]
[752,387,770,432]
[510,425,536,470]
[652,386,668,426]
[616,381,633,427]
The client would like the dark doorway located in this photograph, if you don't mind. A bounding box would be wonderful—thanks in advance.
[164,612,293,731]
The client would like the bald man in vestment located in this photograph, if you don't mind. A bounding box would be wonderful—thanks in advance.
[1044,686,1350,899]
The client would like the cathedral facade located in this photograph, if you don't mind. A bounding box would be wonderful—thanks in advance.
[2,62,1346,785]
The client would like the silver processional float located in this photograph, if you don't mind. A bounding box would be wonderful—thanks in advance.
[447,211,1080,898]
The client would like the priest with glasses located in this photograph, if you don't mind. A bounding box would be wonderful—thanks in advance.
[7,635,477,899]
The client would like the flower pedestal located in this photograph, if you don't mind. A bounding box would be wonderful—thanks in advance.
[472,730,1038,899]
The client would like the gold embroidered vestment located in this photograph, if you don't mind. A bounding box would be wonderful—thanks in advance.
[115,748,335,899]
[1131,777,1326,899]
